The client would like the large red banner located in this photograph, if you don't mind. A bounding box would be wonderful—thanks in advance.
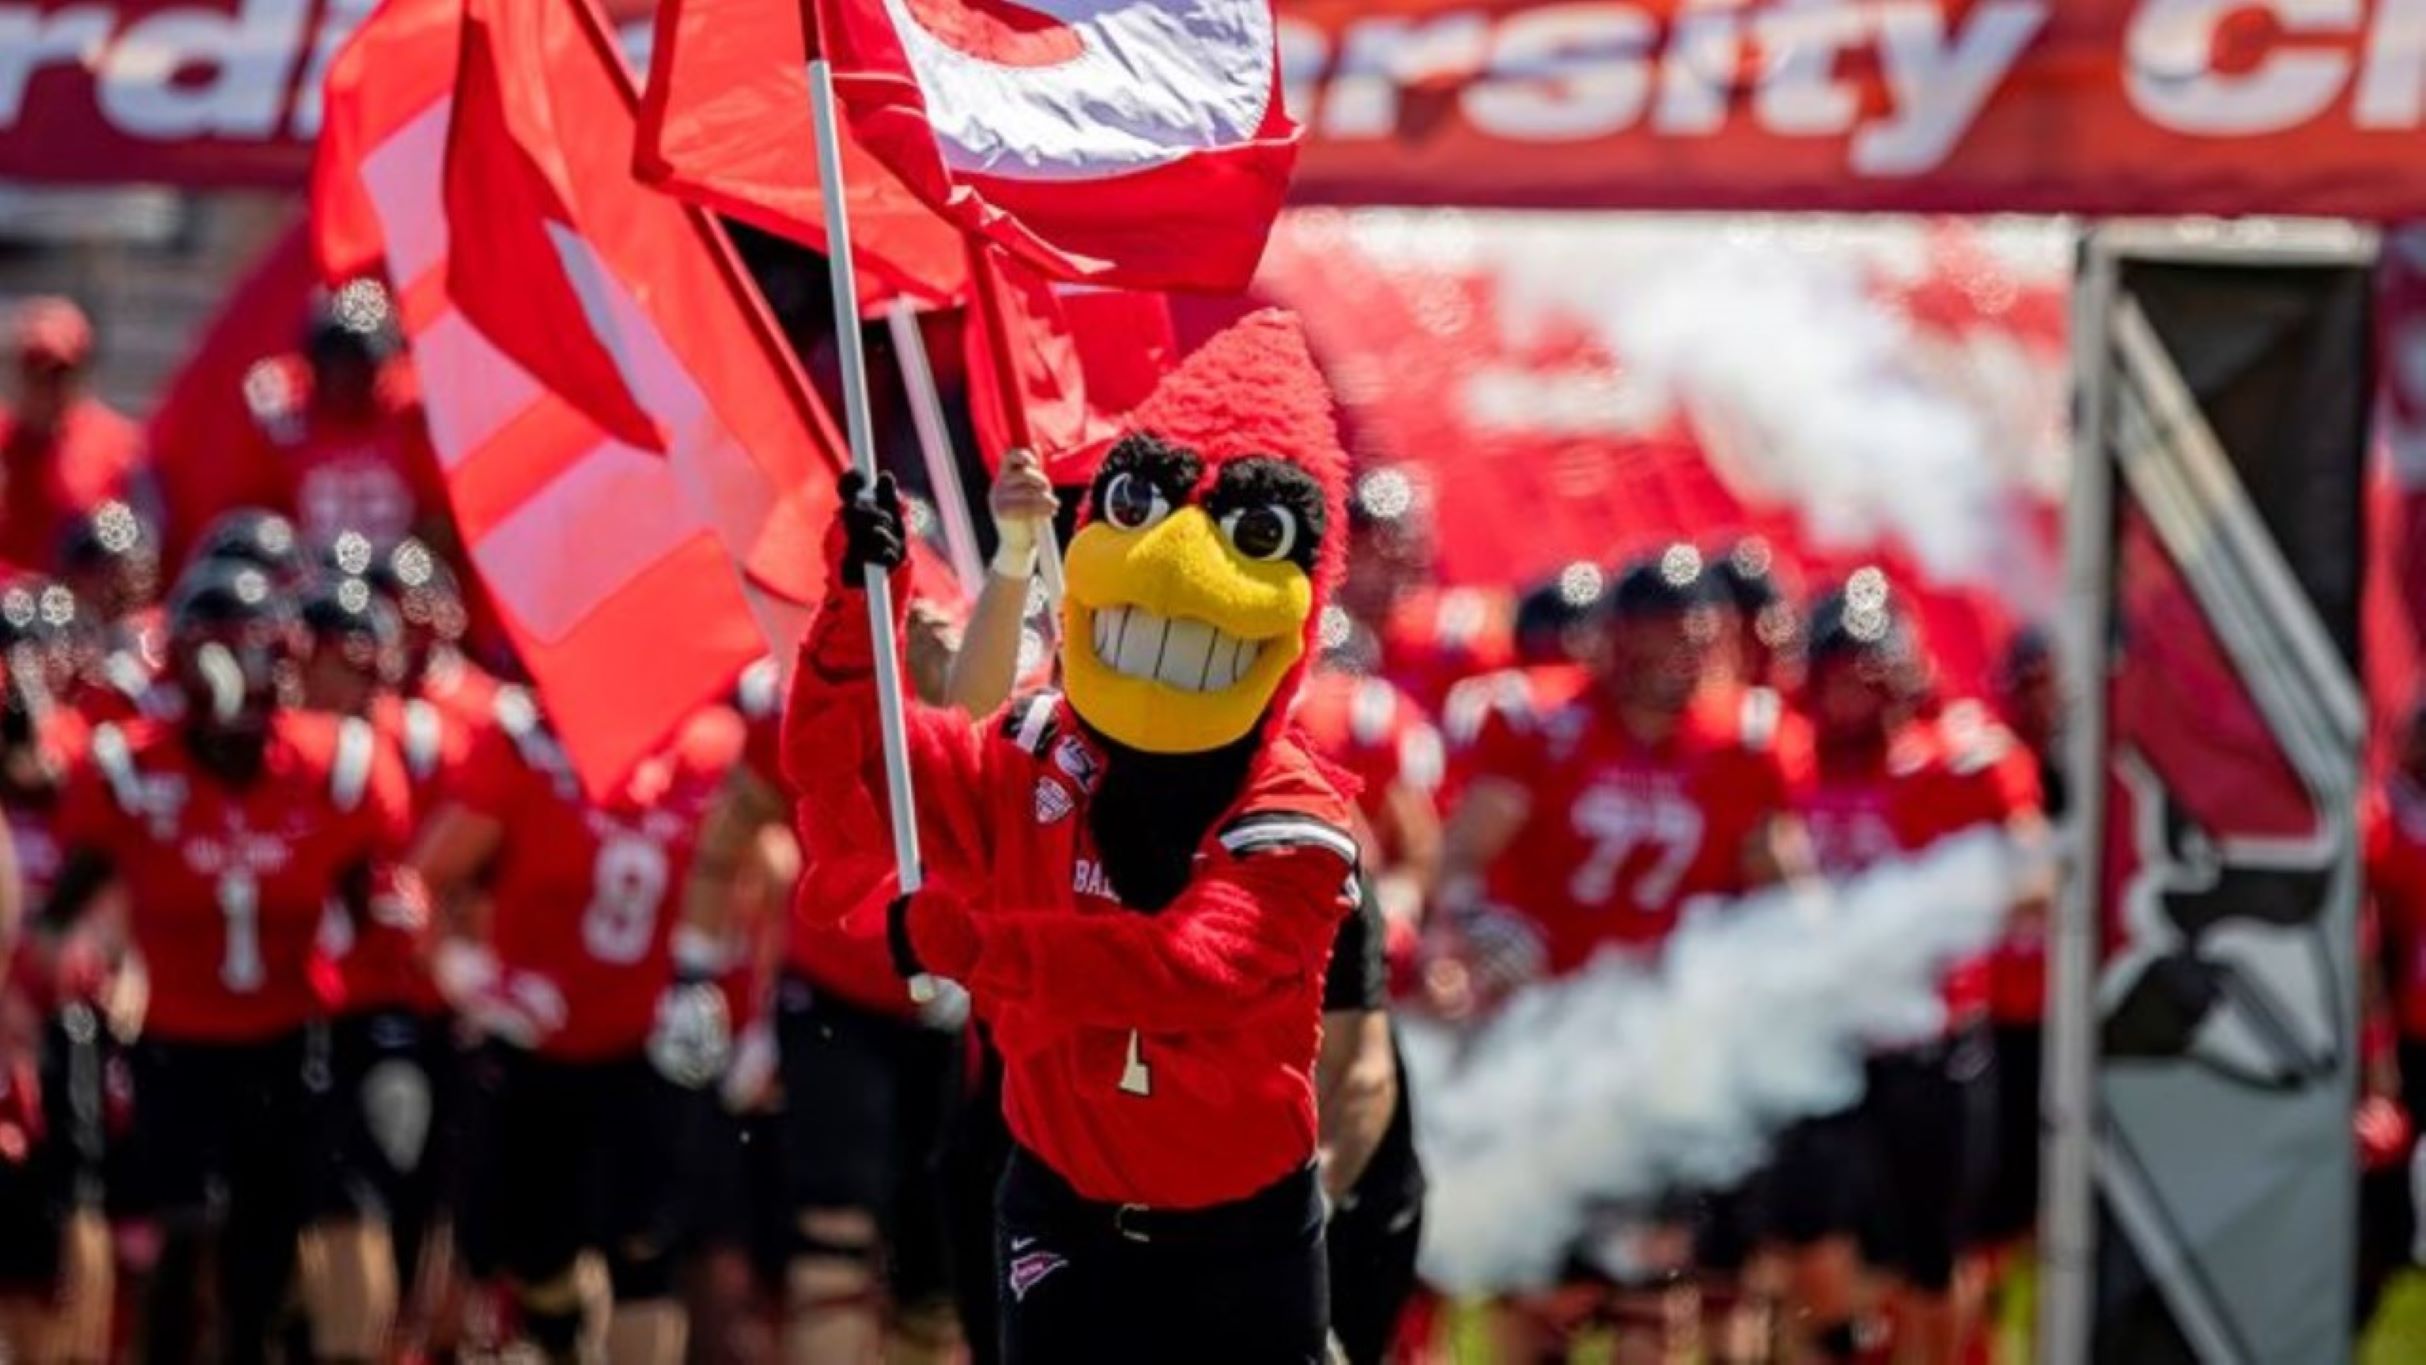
[7,0,2426,216]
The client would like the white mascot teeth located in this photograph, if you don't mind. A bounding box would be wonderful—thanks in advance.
[1090,605,1263,693]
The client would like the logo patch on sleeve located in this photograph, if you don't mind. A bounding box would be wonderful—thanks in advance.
[1034,778,1075,824]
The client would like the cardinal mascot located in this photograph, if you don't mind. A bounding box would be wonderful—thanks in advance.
[784,310,1360,1364]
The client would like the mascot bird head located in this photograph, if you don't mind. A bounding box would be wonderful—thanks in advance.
[1060,310,1347,755]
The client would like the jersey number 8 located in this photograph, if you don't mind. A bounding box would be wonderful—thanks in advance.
[582,835,671,966]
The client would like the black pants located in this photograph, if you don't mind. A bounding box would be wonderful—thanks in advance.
[1858,1026,1996,1293]
[995,1148,1329,1365]
[774,978,957,1305]
[1325,1078,1424,1365]
[124,1031,326,1365]
[457,1045,701,1303]
[324,1009,452,1281]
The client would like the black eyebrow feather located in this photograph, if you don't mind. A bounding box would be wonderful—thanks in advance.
[1088,433,1202,521]
[1204,456,1325,572]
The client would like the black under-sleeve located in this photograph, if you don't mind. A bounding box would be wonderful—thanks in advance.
[1323,872,1387,1013]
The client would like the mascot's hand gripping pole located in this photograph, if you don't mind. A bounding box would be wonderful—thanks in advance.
[810,59,939,1005]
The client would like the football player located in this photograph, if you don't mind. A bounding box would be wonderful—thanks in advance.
[1788,577,2046,1365]
[1436,546,1812,1364]
[0,614,114,1364]
[39,557,419,1364]
[413,688,742,1365]
[293,564,474,1364]
[241,285,449,551]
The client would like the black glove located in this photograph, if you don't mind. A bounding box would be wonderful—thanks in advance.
[886,890,925,980]
[839,470,908,581]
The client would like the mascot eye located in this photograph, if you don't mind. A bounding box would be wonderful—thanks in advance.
[1220,505,1299,563]
[1102,473,1172,532]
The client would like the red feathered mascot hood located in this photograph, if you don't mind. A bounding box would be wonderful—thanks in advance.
[1058,309,1349,755]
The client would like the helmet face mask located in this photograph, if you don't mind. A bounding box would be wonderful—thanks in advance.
[1596,546,1716,719]
[167,564,293,757]
[300,573,403,714]
[1803,571,1915,744]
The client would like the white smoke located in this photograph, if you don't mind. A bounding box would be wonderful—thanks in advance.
[1404,828,2032,1293]
[1321,211,2069,599]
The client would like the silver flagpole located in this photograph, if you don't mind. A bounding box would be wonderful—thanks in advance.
[808,58,936,1002]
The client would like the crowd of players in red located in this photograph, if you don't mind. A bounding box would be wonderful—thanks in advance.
[1,286,2423,1365]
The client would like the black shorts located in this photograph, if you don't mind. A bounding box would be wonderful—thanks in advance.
[1691,1171,1773,1277]
[776,976,957,1303]
[323,1009,451,1224]
[698,1107,792,1284]
[1768,1105,1867,1248]
[1326,1050,1424,1365]
[1855,1027,1996,1293]
[457,1044,703,1295]
[1978,1022,2044,1244]
[0,1005,112,1290]
[121,1030,328,1224]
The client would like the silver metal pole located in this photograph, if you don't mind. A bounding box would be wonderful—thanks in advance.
[2039,223,2115,1365]
[808,60,935,1002]
[885,298,985,594]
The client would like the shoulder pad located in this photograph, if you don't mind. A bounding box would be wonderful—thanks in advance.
[88,723,144,815]
[492,686,571,782]
[1436,590,1491,651]
[493,685,540,739]
[1398,723,1446,794]
[998,690,1062,757]
[330,716,377,813]
[735,657,782,722]
[1738,687,1782,752]
[1348,677,1398,748]
[1217,811,1360,867]
[401,699,446,783]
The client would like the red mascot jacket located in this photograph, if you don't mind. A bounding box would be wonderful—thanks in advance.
[785,597,1358,1211]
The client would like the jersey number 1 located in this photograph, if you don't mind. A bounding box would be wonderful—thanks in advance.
[217,870,265,993]
[1118,1029,1152,1097]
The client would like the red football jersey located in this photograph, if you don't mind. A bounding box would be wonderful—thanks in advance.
[1466,684,1803,974]
[2366,780,2426,1042]
[1291,668,1443,833]
[451,698,743,1061]
[412,649,500,735]
[740,654,924,1022]
[1379,586,1517,717]
[327,693,479,1016]
[789,665,1357,1210]
[1800,702,2041,1030]
[242,356,446,547]
[1439,662,1589,800]
[55,713,415,1043]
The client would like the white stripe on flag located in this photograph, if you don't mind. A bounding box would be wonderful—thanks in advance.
[470,437,710,644]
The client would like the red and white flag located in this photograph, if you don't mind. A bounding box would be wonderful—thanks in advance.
[314,0,847,798]
[637,0,968,308]
[813,0,1300,292]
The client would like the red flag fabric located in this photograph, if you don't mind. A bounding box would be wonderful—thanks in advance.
[812,0,1299,291]
[311,0,464,285]
[637,0,967,307]
[960,245,1180,484]
[446,1,668,454]
[145,216,318,564]
[962,246,1105,479]
[316,0,846,798]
